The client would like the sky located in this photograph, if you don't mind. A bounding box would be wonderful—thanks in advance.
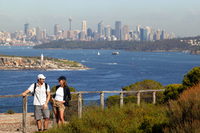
[0,0,200,37]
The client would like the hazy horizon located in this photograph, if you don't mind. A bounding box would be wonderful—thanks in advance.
[0,0,200,37]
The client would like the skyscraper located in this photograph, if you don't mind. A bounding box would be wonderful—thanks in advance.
[69,16,72,31]
[43,29,46,39]
[115,21,121,40]
[140,28,147,41]
[54,24,60,36]
[122,25,129,40]
[105,25,111,38]
[36,27,41,41]
[82,21,87,35]
[98,21,104,36]
[24,23,29,35]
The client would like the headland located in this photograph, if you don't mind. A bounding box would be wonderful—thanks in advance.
[0,54,89,70]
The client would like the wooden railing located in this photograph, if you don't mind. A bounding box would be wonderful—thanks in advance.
[0,89,165,133]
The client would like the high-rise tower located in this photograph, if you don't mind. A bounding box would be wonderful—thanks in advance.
[24,23,29,35]
[54,24,60,36]
[98,21,104,36]
[82,20,87,35]
[69,16,72,31]
[115,21,121,40]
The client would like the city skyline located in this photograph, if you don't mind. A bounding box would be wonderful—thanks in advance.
[0,0,200,37]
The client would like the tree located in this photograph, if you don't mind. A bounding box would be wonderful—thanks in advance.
[160,84,183,103]
[182,66,200,90]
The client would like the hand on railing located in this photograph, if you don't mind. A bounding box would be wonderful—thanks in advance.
[21,92,27,97]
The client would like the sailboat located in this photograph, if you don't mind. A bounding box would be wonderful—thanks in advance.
[98,52,100,55]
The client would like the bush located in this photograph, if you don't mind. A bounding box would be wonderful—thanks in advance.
[182,66,200,90]
[46,103,168,133]
[159,84,182,103]
[6,109,15,114]
[166,82,200,132]
[106,95,138,108]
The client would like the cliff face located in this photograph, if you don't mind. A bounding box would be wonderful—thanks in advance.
[0,56,88,70]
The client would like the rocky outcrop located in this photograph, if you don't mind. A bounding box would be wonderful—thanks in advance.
[0,55,89,70]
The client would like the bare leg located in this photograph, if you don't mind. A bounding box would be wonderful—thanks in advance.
[44,118,49,130]
[59,110,65,124]
[54,108,60,124]
[37,120,42,130]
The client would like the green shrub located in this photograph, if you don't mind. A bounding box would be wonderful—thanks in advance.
[6,109,15,114]
[122,80,164,103]
[46,103,168,133]
[182,66,200,90]
[159,84,182,103]
[166,82,200,132]
[105,95,138,108]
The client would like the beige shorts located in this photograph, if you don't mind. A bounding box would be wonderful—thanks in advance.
[52,100,65,112]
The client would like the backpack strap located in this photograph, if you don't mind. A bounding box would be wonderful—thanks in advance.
[32,83,37,96]
[32,83,48,96]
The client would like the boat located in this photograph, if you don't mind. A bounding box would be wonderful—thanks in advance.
[112,52,119,55]
[98,52,100,55]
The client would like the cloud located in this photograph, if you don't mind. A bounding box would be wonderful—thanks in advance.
[0,12,11,17]
[187,9,200,21]
[188,9,200,16]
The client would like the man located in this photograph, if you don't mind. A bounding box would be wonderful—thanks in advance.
[21,74,50,132]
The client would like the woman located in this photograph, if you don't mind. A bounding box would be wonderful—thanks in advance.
[52,76,71,124]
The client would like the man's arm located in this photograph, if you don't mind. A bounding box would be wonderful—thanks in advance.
[43,91,50,109]
[21,89,31,96]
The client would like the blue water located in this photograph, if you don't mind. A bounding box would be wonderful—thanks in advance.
[0,46,199,113]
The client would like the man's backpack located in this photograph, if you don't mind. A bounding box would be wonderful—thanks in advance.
[32,83,48,96]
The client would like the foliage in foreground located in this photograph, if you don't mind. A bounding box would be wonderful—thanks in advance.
[182,66,200,90]
[46,104,168,133]
[166,83,200,132]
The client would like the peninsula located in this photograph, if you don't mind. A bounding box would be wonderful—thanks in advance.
[0,55,88,70]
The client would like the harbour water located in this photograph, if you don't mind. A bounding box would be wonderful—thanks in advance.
[0,46,199,113]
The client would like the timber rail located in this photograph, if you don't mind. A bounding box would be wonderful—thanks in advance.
[0,89,165,133]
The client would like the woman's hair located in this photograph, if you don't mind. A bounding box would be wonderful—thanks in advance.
[63,80,68,87]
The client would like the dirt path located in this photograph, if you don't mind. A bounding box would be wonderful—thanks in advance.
[0,113,53,133]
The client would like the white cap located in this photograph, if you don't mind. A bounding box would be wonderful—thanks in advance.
[38,74,46,79]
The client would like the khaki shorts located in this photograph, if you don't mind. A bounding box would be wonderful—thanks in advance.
[52,100,65,112]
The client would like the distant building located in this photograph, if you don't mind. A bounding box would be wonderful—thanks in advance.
[36,27,41,41]
[62,30,67,39]
[122,25,129,40]
[140,28,147,41]
[82,21,87,35]
[115,21,121,40]
[54,24,60,36]
[43,29,47,39]
[67,30,74,40]
[24,23,29,35]
[105,25,111,38]
[161,30,167,40]
[87,28,92,37]
[98,21,104,36]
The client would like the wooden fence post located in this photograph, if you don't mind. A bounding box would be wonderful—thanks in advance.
[100,92,104,109]
[120,92,123,108]
[153,90,156,104]
[137,91,140,106]
[22,96,27,133]
[78,92,82,118]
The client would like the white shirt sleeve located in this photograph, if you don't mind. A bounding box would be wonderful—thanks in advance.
[28,83,35,93]
[47,84,50,92]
